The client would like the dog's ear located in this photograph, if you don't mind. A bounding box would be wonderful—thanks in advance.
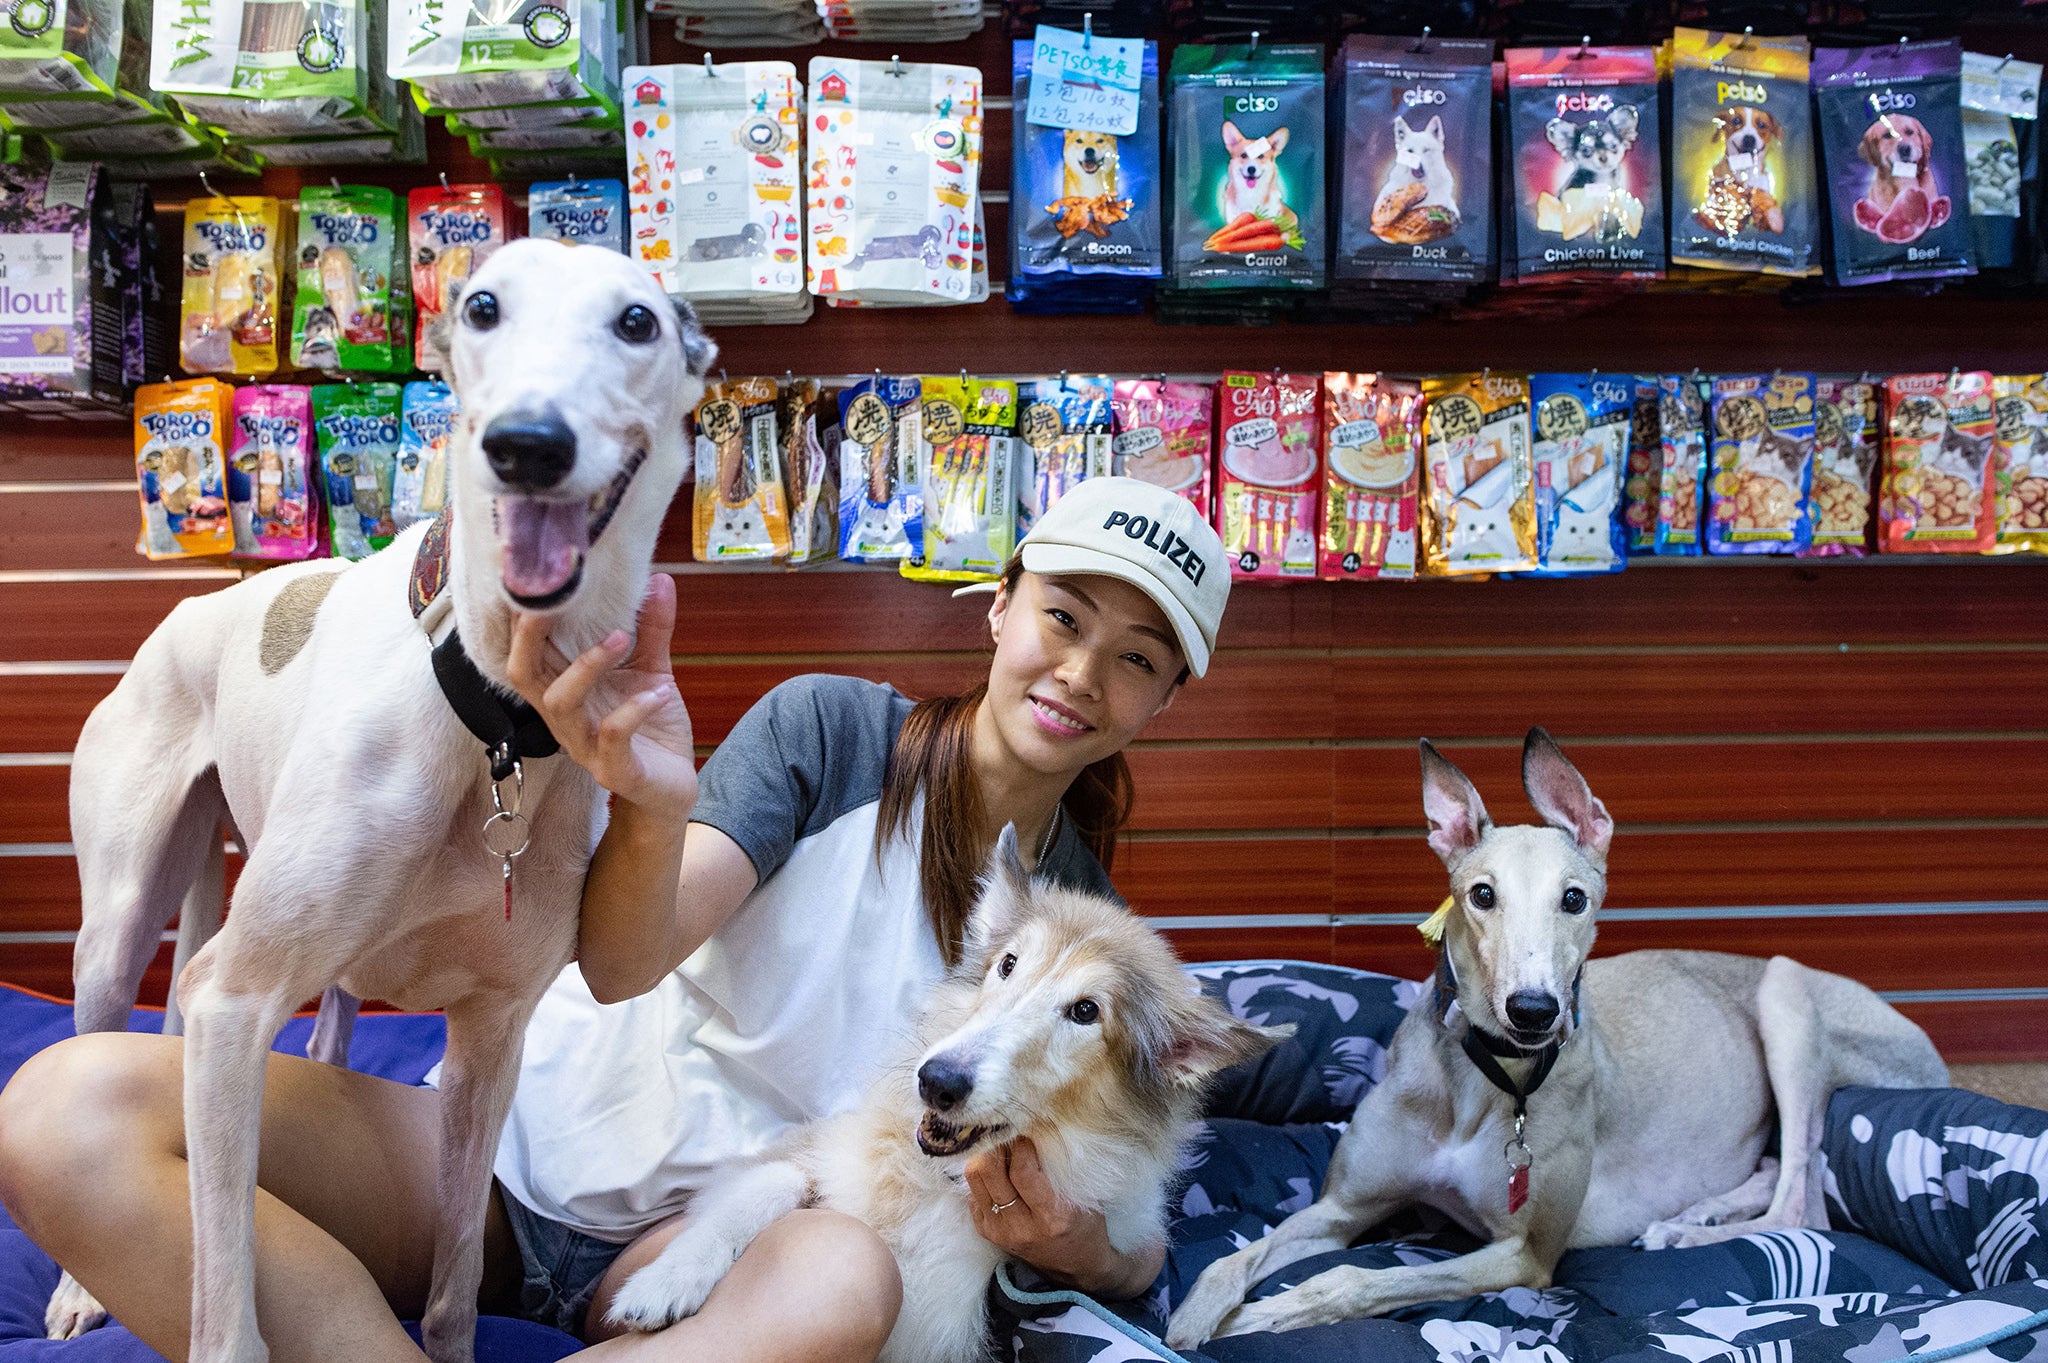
[1425,114,1443,141]
[1420,739,1491,866]
[1859,123,1887,167]
[1711,108,1737,141]
[1393,114,1412,136]
[671,298,716,380]
[963,824,1033,962]
[1545,117,1577,158]
[1222,120,1245,154]
[1267,127,1289,156]
[1608,104,1639,146]
[1522,727,1614,860]
[1757,110,1782,141]
[1157,994,1293,1089]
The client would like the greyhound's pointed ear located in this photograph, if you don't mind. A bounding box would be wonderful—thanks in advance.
[1420,739,1491,866]
[964,824,1032,961]
[1161,996,1293,1088]
[1522,727,1614,860]
[672,299,716,380]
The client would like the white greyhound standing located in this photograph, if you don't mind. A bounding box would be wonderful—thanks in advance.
[51,238,713,1363]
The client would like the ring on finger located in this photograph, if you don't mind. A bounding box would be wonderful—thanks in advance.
[990,1198,1018,1214]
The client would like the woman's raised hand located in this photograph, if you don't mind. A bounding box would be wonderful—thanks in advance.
[506,572,697,817]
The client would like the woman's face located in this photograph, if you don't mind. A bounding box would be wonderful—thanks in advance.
[985,571,1185,778]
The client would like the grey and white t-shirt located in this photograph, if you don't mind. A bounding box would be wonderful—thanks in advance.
[494,675,1115,1242]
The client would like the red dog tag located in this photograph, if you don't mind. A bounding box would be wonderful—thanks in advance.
[1508,1162,1529,1214]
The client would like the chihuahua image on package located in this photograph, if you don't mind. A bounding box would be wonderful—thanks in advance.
[1542,104,1645,240]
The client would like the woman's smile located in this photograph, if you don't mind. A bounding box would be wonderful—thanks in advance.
[1028,695,1095,737]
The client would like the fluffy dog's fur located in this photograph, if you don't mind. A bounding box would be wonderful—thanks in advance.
[1546,106,1640,192]
[1167,731,1947,1346]
[51,239,713,1363]
[1859,113,1937,217]
[605,828,1288,1363]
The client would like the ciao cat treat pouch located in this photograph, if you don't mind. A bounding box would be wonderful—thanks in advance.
[228,383,319,561]
[1015,375,1113,535]
[779,380,838,564]
[1111,379,1211,520]
[292,184,408,374]
[837,375,923,561]
[1622,376,1661,552]
[180,194,283,376]
[904,376,1017,582]
[1504,46,1663,282]
[1422,372,1535,575]
[528,177,626,252]
[1991,374,2048,554]
[1814,40,1975,286]
[313,380,401,560]
[1803,377,1879,556]
[1655,372,1710,554]
[1170,43,1325,292]
[408,183,506,371]
[1217,370,1321,579]
[1881,370,1997,553]
[1321,371,1421,581]
[396,379,458,530]
[135,378,233,560]
[1668,28,1819,277]
[694,376,792,562]
[1528,372,1629,574]
[1334,35,1493,286]
[1706,372,1816,555]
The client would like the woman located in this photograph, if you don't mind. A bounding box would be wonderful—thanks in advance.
[0,476,1229,1362]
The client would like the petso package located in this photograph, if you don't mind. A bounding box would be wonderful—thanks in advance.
[313,381,402,560]
[1503,46,1663,282]
[1803,377,1880,557]
[693,376,792,562]
[227,384,319,561]
[1332,35,1493,288]
[407,183,507,371]
[292,184,409,374]
[1622,377,1661,552]
[180,193,284,376]
[1655,372,1710,555]
[1705,372,1817,555]
[1814,40,1975,286]
[1168,43,1325,293]
[1961,52,2042,282]
[1421,372,1535,576]
[1991,374,2048,554]
[1880,370,1997,554]
[395,379,459,530]
[528,178,626,251]
[135,378,233,560]
[1320,372,1421,581]
[1015,374,1112,536]
[904,376,1017,582]
[1110,379,1211,520]
[1527,372,1629,574]
[1216,371,1320,579]
[837,375,923,562]
[1667,28,1819,278]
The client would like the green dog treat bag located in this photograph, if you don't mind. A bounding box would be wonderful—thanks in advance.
[313,380,401,559]
[292,184,408,373]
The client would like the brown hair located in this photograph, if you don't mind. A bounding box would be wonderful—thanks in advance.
[877,562,1141,965]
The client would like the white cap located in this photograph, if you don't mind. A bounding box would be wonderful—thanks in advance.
[954,477,1229,677]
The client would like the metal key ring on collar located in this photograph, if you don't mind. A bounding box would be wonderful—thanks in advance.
[484,810,531,861]
[1504,1136,1532,1171]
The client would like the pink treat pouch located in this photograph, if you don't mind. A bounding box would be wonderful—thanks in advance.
[229,384,323,561]
[1218,370,1322,579]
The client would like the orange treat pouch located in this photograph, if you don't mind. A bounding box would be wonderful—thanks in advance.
[135,378,235,560]
[1421,372,1536,575]
[409,184,507,372]
[1881,371,1997,553]
[694,377,793,561]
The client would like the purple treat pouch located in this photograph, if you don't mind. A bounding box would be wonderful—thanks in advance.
[230,384,323,561]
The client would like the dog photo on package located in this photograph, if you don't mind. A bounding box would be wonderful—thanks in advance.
[1169,43,1324,291]
[1506,46,1664,280]
[1669,28,1819,277]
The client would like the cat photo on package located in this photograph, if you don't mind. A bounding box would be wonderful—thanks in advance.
[1706,371,1816,555]
[1991,374,2048,552]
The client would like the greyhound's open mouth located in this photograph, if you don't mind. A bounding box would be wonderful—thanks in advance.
[494,446,646,609]
[916,1111,1007,1158]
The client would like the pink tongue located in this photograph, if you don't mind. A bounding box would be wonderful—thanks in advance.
[496,496,587,600]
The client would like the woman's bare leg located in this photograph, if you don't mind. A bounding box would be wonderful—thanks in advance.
[0,1032,520,1363]
[582,1208,903,1361]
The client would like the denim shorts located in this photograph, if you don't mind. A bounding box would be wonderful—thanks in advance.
[497,1185,632,1339]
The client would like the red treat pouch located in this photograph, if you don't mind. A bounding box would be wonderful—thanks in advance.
[1803,378,1879,556]
[1881,371,1998,553]
[1217,371,1321,579]
[1111,379,1213,521]
[1321,372,1421,580]
[408,184,508,371]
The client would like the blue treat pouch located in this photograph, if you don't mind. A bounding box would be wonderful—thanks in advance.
[527,178,627,252]
[1529,372,1630,574]
[396,380,460,530]
[1706,372,1817,555]
[837,376,924,562]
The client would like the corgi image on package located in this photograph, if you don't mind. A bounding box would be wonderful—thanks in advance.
[1221,119,1292,223]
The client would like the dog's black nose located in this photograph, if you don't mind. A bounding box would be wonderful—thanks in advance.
[482,410,577,490]
[1505,991,1561,1034]
[917,1056,975,1112]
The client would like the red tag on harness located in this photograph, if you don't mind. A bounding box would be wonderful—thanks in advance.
[1508,1162,1529,1214]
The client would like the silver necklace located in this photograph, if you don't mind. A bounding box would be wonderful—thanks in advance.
[1035,806,1062,867]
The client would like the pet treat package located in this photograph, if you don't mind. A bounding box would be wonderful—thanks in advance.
[291,184,409,374]
[1008,38,1162,313]
[227,384,320,561]
[805,58,985,308]
[1015,374,1113,536]
[1803,377,1880,556]
[151,0,401,140]
[1655,372,1711,555]
[1169,43,1325,293]
[1421,372,1536,575]
[694,376,793,562]
[1622,377,1661,552]
[134,378,233,560]
[395,379,458,530]
[626,63,806,322]
[180,194,284,376]
[1991,374,2048,554]
[779,379,838,563]
[1527,372,1630,574]
[528,178,626,252]
[1705,372,1816,555]
[1217,370,1322,579]
[836,375,923,562]
[1320,371,1421,581]
[0,0,119,96]
[1880,370,1997,554]
[1502,46,1663,282]
[408,183,507,371]
[1814,40,1976,286]
[91,179,171,404]
[1110,379,1212,520]
[1333,35,1493,287]
[1961,52,2042,282]
[389,0,621,115]
[0,164,95,401]
[1667,28,1820,278]
[903,376,1017,582]
[312,381,402,560]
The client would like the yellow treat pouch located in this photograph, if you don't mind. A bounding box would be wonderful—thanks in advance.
[180,195,283,376]
[1421,372,1536,575]
[135,378,235,560]
[1991,374,2048,554]
[903,376,1018,583]
[693,377,793,561]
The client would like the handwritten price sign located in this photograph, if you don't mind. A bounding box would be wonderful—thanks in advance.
[1026,25,1142,136]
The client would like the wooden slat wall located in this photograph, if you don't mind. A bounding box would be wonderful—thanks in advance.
[3,17,2047,1060]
